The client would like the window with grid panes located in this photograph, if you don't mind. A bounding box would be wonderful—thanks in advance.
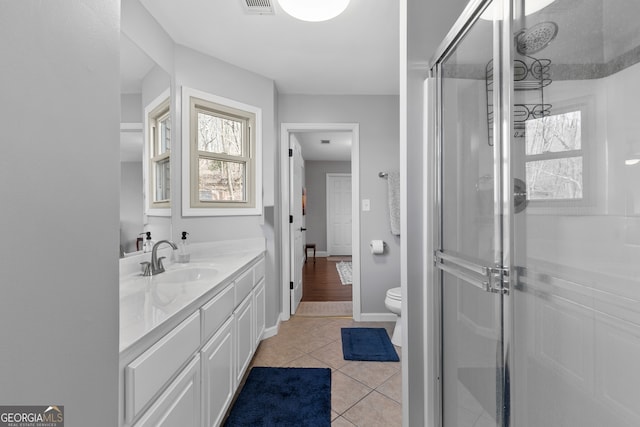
[148,98,171,209]
[188,95,257,210]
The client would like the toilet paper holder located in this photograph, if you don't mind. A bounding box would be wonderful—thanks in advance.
[370,240,387,254]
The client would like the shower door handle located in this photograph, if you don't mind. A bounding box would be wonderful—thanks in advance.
[435,251,489,276]
[437,262,491,293]
[434,251,508,294]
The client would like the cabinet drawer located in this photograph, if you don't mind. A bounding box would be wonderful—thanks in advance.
[132,355,201,427]
[201,283,234,342]
[125,312,201,423]
[254,256,265,284]
[234,268,254,306]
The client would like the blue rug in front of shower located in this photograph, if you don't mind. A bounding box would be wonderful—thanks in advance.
[223,367,331,427]
[341,328,399,362]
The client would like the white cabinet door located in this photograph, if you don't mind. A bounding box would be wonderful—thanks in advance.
[201,317,234,427]
[235,293,254,385]
[254,279,265,347]
[133,355,201,427]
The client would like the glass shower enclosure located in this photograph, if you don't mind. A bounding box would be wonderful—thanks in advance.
[430,0,640,426]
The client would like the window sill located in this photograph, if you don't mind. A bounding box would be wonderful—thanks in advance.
[181,205,262,217]
[146,207,171,217]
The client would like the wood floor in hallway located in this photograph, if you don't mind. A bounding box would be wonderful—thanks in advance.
[302,257,352,302]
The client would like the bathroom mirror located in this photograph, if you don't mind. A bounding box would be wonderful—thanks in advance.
[119,32,172,257]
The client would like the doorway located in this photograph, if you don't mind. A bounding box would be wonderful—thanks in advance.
[280,123,360,321]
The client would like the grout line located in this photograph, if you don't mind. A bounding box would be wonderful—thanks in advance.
[340,390,402,427]
[376,371,402,404]
[336,387,376,417]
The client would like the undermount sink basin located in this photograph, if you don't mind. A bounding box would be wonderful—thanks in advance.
[152,267,219,285]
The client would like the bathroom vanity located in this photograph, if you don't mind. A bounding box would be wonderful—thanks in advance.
[118,239,266,427]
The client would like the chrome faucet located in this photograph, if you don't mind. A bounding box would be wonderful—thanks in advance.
[147,240,178,275]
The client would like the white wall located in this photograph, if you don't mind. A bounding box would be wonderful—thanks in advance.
[121,94,143,122]
[121,0,174,74]
[0,1,120,425]
[279,95,400,314]
[404,0,469,425]
[305,161,352,252]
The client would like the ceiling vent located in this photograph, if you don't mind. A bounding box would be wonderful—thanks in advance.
[241,0,275,15]
[321,139,331,144]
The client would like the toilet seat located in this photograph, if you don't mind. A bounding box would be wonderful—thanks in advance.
[386,287,401,301]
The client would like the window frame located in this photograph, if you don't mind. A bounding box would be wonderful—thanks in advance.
[144,89,171,216]
[524,98,592,209]
[181,86,262,216]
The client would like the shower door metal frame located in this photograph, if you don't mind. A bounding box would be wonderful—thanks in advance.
[429,0,514,425]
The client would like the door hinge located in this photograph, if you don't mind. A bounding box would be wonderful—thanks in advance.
[289,215,293,224]
[290,281,294,290]
[288,148,293,157]
[488,267,509,295]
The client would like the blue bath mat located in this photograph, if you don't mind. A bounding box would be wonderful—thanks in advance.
[341,328,399,362]
[223,367,331,427]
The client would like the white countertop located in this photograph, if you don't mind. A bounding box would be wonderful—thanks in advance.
[119,238,265,353]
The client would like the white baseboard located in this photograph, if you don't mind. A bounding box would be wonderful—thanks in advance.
[262,315,281,340]
[358,313,397,322]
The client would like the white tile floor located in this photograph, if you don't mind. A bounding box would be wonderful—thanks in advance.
[242,316,402,426]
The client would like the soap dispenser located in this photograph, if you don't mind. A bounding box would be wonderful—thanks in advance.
[177,231,190,263]
[140,231,153,253]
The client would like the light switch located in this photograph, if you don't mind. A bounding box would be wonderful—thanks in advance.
[362,199,370,211]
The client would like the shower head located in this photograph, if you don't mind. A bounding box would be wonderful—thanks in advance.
[516,21,558,55]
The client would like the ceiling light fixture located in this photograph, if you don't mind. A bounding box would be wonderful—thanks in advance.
[480,0,555,20]
[277,0,350,22]
[625,142,640,166]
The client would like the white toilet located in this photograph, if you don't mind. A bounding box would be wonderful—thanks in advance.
[385,287,402,347]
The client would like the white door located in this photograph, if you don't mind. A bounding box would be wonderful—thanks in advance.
[289,139,305,314]
[326,174,352,256]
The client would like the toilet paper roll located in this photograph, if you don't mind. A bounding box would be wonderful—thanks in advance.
[370,240,385,254]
